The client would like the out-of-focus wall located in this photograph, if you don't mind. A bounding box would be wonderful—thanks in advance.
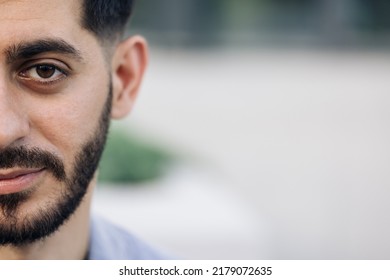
[96,1,390,259]
[130,0,390,48]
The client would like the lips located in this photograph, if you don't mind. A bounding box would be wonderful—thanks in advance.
[0,168,45,195]
[0,168,44,180]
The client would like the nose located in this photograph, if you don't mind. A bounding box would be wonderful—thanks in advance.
[0,90,29,149]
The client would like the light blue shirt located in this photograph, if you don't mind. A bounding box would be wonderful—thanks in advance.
[88,215,168,260]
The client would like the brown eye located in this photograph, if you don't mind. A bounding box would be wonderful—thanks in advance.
[36,65,56,78]
[19,63,67,84]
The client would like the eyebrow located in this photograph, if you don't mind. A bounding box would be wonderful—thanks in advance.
[5,38,83,64]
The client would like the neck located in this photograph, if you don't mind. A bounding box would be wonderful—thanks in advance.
[0,180,95,260]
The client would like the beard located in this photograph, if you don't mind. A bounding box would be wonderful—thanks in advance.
[0,84,112,246]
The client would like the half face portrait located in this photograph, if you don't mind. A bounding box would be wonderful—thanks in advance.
[0,0,147,251]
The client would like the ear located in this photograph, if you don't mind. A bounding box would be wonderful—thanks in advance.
[110,35,148,119]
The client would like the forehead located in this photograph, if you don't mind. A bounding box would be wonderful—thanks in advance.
[0,0,95,54]
[0,0,81,30]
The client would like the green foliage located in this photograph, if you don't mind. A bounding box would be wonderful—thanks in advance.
[98,129,172,184]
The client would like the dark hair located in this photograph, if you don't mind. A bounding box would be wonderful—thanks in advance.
[81,0,134,42]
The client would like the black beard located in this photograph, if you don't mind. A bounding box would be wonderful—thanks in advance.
[0,84,112,246]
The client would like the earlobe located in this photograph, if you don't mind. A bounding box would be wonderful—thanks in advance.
[110,36,148,119]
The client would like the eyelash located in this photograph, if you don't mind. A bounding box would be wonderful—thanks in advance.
[18,63,69,85]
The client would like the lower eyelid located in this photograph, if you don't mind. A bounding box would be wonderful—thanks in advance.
[17,72,68,89]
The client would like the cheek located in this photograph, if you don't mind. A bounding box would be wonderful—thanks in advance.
[28,83,109,164]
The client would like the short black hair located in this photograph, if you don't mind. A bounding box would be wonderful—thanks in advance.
[81,0,134,42]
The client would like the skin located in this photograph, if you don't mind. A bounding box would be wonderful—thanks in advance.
[0,0,148,259]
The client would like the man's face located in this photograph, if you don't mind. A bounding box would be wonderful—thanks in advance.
[0,0,112,244]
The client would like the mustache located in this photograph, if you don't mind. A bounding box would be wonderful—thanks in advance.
[0,146,66,181]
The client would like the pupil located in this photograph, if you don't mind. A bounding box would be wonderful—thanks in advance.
[37,65,55,78]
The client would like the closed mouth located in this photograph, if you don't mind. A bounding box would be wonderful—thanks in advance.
[0,168,46,195]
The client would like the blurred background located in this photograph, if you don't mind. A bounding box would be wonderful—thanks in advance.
[92,0,390,259]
